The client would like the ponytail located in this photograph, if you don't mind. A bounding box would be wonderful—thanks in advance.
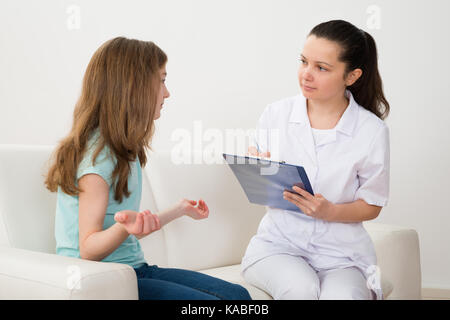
[309,20,390,120]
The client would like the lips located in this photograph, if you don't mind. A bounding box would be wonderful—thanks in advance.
[303,85,316,91]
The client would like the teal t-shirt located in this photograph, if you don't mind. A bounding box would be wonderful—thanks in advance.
[54,130,147,268]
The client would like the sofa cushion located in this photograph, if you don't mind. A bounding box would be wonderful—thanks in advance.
[199,264,272,300]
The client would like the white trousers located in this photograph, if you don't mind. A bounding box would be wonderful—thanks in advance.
[242,254,374,300]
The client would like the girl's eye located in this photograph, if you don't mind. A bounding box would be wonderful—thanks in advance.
[299,58,306,64]
[319,66,327,71]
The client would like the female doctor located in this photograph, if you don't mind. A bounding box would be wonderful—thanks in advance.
[241,20,390,300]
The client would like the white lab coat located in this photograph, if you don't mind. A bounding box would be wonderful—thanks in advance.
[241,89,390,300]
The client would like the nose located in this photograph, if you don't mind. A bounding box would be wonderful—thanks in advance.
[164,87,170,99]
[301,66,314,82]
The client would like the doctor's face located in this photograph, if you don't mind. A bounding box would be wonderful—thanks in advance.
[298,35,349,101]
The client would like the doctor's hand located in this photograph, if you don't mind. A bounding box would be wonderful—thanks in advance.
[247,146,271,158]
[114,209,161,238]
[283,186,337,221]
[178,198,210,220]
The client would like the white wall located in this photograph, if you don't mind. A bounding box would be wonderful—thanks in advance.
[1,0,449,290]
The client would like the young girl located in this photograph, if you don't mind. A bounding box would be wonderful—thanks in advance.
[242,20,390,300]
[45,37,251,300]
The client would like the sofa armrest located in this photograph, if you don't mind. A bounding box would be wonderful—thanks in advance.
[364,222,422,300]
[0,246,138,299]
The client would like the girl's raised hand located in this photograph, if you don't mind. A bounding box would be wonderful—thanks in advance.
[178,198,210,220]
[114,209,161,238]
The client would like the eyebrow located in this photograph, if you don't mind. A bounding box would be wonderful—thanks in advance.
[300,54,334,67]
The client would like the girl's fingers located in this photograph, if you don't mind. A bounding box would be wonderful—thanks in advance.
[150,212,159,232]
[154,214,161,230]
[199,199,209,212]
[198,204,209,217]
[114,212,127,223]
[134,212,144,234]
[150,213,158,231]
[196,200,204,213]
[140,211,160,235]
[202,201,210,216]
[142,212,151,234]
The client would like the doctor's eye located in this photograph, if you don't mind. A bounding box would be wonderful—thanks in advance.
[318,66,327,72]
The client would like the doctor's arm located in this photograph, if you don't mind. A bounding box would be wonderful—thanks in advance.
[331,199,382,223]
[283,186,382,223]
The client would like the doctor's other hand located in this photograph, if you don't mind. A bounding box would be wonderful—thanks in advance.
[283,186,337,221]
[114,209,161,237]
[247,146,271,158]
[178,198,210,220]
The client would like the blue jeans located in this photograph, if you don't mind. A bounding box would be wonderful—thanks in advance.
[133,263,252,300]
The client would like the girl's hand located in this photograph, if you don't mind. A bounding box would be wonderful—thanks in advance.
[247,146,271,158]
[283,186,337,221]
[178,198,210,220]
[114,209,161,237]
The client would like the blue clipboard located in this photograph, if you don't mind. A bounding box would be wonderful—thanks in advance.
[222,153,314,213]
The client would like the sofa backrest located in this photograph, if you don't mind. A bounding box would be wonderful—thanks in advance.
[0,145,57,253]
[144,151,266,271]
[0,144,169,266]
[0,145,266,271]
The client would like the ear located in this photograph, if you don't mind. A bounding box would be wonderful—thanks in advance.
[345,68,363,86]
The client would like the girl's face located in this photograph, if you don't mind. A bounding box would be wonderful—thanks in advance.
[298,35,360,102]
[154,65,170,120]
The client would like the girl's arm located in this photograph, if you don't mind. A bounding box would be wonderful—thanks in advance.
[78,174,130,261]
[118,199,210,240]
[157,199,209,226]
[132,207,181,240]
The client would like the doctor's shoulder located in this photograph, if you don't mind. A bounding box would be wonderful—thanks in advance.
[261,95,302,123]
[355,104,390,145]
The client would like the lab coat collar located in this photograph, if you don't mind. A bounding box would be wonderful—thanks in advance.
[288,89,359,137]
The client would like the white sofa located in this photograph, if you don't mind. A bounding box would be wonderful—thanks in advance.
[0,145,422,299]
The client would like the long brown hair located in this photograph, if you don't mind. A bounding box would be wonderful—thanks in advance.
[309,20,390,120]
[45,37,167,202]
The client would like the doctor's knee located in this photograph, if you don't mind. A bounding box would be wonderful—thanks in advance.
[273,282,320,300]
[319,285,373,300]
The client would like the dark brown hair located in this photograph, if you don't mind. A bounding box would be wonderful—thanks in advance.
[309,20,390,120]
[45,37,167,202]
